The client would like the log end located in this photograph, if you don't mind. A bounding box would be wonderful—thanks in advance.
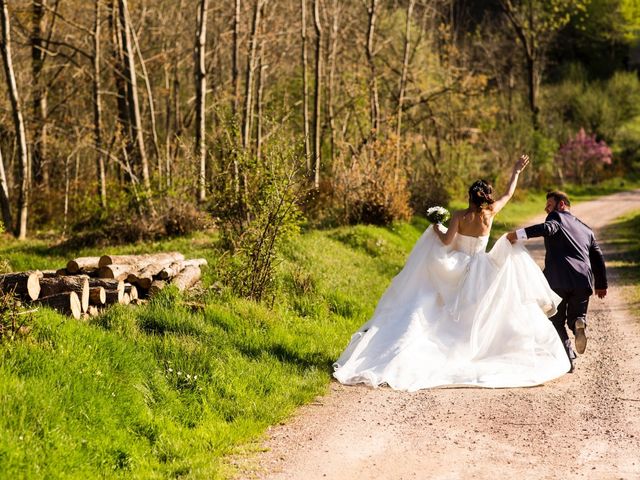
[27,272,41,301]
[98,255,114,268]
[66,261,80,274]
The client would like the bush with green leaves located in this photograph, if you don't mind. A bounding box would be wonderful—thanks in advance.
[214,135,307,303]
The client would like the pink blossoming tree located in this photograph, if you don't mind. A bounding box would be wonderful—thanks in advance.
[556,128,613,184]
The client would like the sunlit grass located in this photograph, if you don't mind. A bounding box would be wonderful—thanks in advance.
[0,216,423,478]
[602,210,640,318]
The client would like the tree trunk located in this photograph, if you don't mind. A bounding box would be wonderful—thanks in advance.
[89,286,106,305]
[158,258,208,280]
[526,55,540,129]
[171,265,201,291]
[232,0,241,118]
[129,10,161,166]
[256,36,266,162]
[0,145,12,230]
[110,0,130,177]
[0,0,30,240]
[37,291,82,319]
[327,0,339,165]
[300,0,311,171]
[98,264,131,281]
[99,252,185,268]
[104,288,124,304]
[0,271,42,300]
[242,0,263,150]
[118,0,151,193]
[88,278,124,294]
[396,0,415,161]
[312,0,322,189]
[124,283,138,301]
[31,0,48,188]
[93,0,107,208]
[67,256,101,274]
[39,276,90,313]
[365,0,379,136]
[195,0,209,203]
[148,279,166,296]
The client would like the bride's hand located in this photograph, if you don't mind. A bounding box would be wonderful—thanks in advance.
[514,154,530,174]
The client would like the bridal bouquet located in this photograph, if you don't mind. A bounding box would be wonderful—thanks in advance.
[426,206,450,224]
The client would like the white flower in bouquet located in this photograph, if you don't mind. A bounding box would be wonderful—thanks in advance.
[426,206,450,225]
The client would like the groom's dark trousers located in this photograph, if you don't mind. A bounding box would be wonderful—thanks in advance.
[523,210,607,359]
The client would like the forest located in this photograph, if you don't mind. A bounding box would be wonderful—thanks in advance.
[0,0,638,245]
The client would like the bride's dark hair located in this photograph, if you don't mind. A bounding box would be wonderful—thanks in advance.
[468,179,495,210]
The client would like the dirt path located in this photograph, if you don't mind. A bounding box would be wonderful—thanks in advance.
[243,190,640,480]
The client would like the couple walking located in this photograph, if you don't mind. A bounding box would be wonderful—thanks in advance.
[333,155,607,390]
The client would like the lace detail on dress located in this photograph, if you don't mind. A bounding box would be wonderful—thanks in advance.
[452,233,489,255]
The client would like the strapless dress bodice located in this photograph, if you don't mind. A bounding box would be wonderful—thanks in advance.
[453,233,489,255]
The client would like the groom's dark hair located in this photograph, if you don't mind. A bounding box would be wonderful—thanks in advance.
[546,190,571,206]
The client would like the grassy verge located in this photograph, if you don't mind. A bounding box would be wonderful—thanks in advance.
[0,181,637,478]
[601,210,640,319]
[0,219,424,478]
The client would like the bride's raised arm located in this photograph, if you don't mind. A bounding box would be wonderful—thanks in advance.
[491,154,530,215]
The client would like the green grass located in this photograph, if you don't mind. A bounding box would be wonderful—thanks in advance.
[0,219,423,479]
[0,180,637,478]
[601,210,640,318]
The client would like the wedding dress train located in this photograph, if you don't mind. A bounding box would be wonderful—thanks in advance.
[333,226,570,391]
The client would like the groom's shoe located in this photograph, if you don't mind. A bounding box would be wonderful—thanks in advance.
[575,319,587,355]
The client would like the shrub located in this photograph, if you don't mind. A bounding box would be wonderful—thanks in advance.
[329,136,412,225]
[65,194,212,248]
[556,128,613,184]
[0,291,32,341]
[216,138,307,303]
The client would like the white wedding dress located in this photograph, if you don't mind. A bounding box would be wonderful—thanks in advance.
[333,226,570,391]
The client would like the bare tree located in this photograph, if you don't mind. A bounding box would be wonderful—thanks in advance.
[300,0,311,171]
[256,27,266,162]
[110,0,131,179]
[195,0,209,203]
[232,0,241,118]
[118,0,151,192]
[326,0,339,164]
[0,0,30,239]
[312,0,322,188]
[93,0,106,208]
[396,0,415,160]
[0,146,11,230]
[242,0,264,150]
[31,0,49,187]
[365,0,379,136]
[130,18,161,164]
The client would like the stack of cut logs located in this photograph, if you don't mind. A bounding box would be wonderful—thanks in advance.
[0,252,206,320]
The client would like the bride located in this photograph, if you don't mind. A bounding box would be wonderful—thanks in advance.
[333,155,570,391]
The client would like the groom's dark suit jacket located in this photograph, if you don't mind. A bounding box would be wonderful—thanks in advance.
[524,210,607,294]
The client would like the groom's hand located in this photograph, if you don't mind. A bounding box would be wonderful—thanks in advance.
[595,289,607,299]
[506,231,517,244]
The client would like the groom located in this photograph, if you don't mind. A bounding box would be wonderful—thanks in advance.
[507,191,608,372]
